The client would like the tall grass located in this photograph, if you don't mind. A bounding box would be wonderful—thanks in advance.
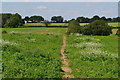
[66,34,118,78]
[2,33,62,78]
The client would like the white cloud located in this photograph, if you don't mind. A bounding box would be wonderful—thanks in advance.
[37,6,47,10]
[2,0,119,2]
[101,10,113,14]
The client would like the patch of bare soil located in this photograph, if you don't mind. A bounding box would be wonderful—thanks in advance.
[60,36,74,78]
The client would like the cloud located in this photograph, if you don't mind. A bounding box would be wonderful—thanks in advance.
[101,10,113,14]
[37,6,47,10]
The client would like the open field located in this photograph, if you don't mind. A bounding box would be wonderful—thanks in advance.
[23,22,119,27]
[1,27,118,78]
[23,23,91,27]
[1,28,63,78]
[65,34,118,78]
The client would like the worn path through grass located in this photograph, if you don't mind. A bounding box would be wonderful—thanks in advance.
[61,36,74,78]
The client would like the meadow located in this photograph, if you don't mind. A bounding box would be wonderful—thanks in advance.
[1,26,119,78]
[1,28,63,78]
[65,34,118,78]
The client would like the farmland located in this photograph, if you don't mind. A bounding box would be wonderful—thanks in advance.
[23,22,119,27]
[1,26,118,78]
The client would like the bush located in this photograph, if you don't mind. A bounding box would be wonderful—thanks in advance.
[67,19,82,34]
[81,20,112,36]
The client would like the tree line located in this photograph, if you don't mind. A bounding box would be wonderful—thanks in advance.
[1,13,120,28]
[24,15,120,23]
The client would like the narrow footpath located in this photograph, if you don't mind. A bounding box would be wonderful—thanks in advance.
[61,36,74,78]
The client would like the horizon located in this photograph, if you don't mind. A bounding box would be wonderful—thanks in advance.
[1,2,119,20]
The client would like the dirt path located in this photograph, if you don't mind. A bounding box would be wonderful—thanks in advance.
[61,36,74,78]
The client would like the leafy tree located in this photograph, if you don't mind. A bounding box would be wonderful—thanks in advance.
[76,17,90,23]
[112,17,120,22]
[1,13,12,27]
[67,19,82,34]
[106,18,112,22]
[81,20,112,36]
[100,16,106,21]
[44,20,50,27]
[90,15,100,22]
[24,16,30,23]
[64,20,68,23]
[51,16,64,23]
[4,13,23,28]
[30,16,44,23]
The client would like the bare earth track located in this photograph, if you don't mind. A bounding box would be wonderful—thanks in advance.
[61,36,74,78]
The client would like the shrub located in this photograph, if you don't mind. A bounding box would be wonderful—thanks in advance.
[81,20,112,36]
[67,19,82,34]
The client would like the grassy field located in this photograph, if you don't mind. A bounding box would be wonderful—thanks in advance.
[1,28,63,78]
[65,34,118,78]
[2,27,67,35]
[1,27,118,78]
[23,23,89,27]
[23,22,119,27]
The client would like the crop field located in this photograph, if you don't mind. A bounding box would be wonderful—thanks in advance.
[1,26,119,78]
[23,22,119,27]
[65,34,118,78]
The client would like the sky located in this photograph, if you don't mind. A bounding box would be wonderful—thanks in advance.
[1,0,120,2]
[1,1,119,20]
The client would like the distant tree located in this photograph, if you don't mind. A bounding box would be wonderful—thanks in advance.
[106,18,112,22]
[67,19,82,34]
[1,13,12,27]
[64,20,68,23]
[76,17,90,23]
[100,16,106,21]
[30,16,44,23]
[51,16,64,23]
[44,20,50,27]
[90,15,100,22]
[4,13,23,28]
[81,20,112,36]
[24,16,30,23]
[112,17,120,22]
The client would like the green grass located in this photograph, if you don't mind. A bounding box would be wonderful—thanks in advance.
[1,28,63,78]
[108,22,119,27]
[23,22,119,27]
[24,23,89,27]
[1,27,118,78]
[2,27,67,35]
[65,34,118,78]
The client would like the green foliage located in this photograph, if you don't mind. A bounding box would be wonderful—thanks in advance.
[4,13,23,28]
[29,16,44,23]
[76,17,90,23]
[81,20,112,36]
[51,16,64,23]
[1,13,12,28]
[66,35,118,78]
[67,19,82,34]
[2,33,62,78]
[44,20,50,27]
[24,16,30,23]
